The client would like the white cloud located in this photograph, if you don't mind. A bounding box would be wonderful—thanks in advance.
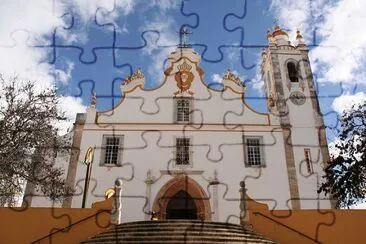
[0,0,136,81]
[57,96,87,135]
[270,0,366,84]
[332,92,366,114]
[251,73,265,94]
[145,0,180,12]
[0,0,134,132]
[226,44,240,62]
[310,0,366,83]
[249,55,265,94]
[54,60,75,84]
[141,15,178,84]
[211,74,222,83]
[270,0,316,41]
[73,0,134,22]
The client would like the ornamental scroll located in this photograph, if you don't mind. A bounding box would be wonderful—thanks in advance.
[222,69,245,94]
[121,68,145,92]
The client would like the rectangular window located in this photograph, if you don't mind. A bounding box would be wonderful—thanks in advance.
[176,98,191,122]
[243,136,264,167]
[176,138,190,165]
[101,135,123,166]
[304,148,313,174]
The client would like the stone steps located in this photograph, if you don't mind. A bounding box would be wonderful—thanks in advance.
[111,225,255,233]
[81,220,276,243]
[93,232,268,241]
[97,229,257,237]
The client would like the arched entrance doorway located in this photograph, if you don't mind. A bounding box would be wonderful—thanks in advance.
[166,190,197,219]
[152,175,212,220]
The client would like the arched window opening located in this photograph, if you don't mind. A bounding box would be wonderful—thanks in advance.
[287,62,299,83]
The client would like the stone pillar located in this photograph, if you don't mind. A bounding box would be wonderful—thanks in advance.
[62,113,85,207]
[110,179,123,225]
[210,170,219,221]
[144,170,154,220]
[21,181,34,208]
[239,180,249,226]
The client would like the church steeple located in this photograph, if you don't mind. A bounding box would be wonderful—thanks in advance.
[261,26,332,209]
[261,26,311,113]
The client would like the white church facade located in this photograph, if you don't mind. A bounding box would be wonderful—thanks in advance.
[28,26,333,224]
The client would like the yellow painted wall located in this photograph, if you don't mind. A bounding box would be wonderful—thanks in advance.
[247,198,366,244]
[1,197,366,244]
[0,199,112,244]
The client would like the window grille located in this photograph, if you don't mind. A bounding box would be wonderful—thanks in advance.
[176,138,190,165]
[304,148,313,174]
[176,99,190,122]
[101,136,123,166]
[246,138,262,166]
[243,136,264,167]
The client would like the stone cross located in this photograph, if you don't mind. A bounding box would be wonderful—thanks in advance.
[179,27,191,47]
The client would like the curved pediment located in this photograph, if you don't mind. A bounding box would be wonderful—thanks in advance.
[96,47,269,125]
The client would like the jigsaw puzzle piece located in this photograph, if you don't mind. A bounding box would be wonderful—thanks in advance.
[180,0,247,62]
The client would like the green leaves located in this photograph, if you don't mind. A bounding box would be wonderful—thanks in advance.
[319,102,366,208]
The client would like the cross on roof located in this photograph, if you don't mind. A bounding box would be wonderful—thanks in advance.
[179,27,192,47]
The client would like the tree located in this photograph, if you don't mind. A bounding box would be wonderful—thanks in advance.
[0,76,73,206]
[319,101,366,208]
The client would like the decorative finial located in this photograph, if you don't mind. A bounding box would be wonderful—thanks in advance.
[210,169,219,185]
[271,24,289,38]
[267,30,272,38]
[240,180,246,189]
[296,29,306,47]
[262,49,267,58]
[90,92,96,108]
[296,29,303,40]
[145,169,154,185]
[115,179,123,187]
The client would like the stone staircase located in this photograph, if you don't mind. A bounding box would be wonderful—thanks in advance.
[80,220,276,243]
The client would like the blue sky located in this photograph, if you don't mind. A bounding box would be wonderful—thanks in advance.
[52,0,275,114]
[0,0,365,143]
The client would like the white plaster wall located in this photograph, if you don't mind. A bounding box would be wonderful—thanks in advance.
[71,127,292,222]
[96,50,269,126]
[33,47,332,218]
[277,52,331,209]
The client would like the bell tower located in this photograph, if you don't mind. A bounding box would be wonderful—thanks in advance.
[261,26,333,209]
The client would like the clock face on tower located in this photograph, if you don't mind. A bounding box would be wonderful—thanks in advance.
[289,91,306,106]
